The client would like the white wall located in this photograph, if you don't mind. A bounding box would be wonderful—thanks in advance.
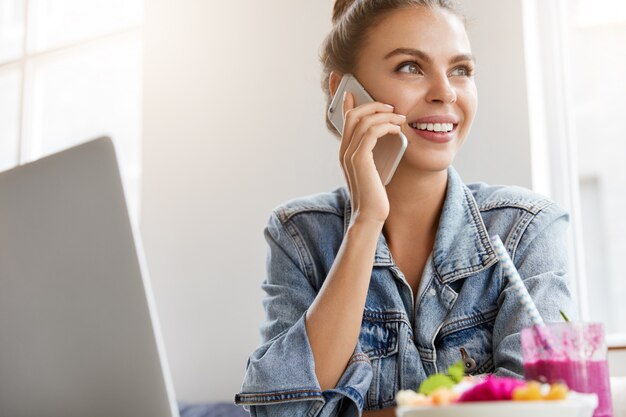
[609,350,626,377]
[455,0,532,187]
[142,1,533,403]
[142,0,339,403]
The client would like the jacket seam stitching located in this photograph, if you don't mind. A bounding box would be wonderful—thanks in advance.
[279,206,343,223]
[236,389,322,398]
[236,395,324,405]
[441,307,498,329]
[511,202,555,264]
[508,203,554,262]
[362,310,409,323]
[282,218,317,283]
[507,212,533,261]
[235,389,325,404]
[265,220,310,288]
[465,187,497,258]
[418,346,434,361]
[438,308,498,337]
[438,261,493,283]
[478,199,551,214]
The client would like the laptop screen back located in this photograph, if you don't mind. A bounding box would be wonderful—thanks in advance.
[0,137,178,417]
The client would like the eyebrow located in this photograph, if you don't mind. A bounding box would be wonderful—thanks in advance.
[383,48,475,64]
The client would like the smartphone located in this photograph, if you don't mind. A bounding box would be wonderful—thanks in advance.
[327,74,408,186]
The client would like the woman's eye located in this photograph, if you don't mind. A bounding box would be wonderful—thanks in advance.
[397,62,422,75]
[450,66,474,77]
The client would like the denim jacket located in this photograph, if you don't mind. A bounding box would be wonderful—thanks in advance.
[235,166,575,417]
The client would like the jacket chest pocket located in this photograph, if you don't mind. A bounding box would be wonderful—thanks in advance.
[435,313,497,376]
[359,310,403,410]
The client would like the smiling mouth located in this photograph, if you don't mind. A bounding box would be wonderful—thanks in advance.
[408,122,456,133]
[406,121,458,143]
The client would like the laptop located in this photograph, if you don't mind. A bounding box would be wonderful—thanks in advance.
[0,137,179,417]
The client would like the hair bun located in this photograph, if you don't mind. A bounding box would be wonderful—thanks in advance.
[332,0,356,24]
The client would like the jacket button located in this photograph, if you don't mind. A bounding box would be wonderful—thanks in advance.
[460,347,477,373]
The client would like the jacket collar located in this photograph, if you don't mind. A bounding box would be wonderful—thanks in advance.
[343,166,497,283]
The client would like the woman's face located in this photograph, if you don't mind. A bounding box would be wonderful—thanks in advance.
[351,6,477,174]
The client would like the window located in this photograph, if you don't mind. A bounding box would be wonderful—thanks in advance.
[524,0,626,344]
[0,0,143,221]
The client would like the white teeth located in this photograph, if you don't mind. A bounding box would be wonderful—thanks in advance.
[410,122,454,132]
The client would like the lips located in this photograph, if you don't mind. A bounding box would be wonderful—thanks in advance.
[406,114,459,143]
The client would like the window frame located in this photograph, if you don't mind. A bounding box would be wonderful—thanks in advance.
[0,0,143,222]
[522,0,626,347]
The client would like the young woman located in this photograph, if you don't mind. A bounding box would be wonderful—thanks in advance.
[235,1,575,416]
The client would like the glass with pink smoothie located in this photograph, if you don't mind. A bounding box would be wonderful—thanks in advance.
[522,322,613,417]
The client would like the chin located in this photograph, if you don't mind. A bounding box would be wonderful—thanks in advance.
[401,147,456,173]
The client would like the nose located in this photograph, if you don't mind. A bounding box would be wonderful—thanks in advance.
[425,73,457,104]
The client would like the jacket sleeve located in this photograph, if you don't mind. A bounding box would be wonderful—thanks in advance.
[234,211,373,417]
[491,202,577,377]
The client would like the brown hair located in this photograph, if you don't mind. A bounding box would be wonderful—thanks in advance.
[320,0,465,134]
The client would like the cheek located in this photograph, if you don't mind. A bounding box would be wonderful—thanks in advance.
[455,86,477,147]
[376,87,416,112]
[387,89,426,117]
[460,84,478,121]
[366,78,425,112]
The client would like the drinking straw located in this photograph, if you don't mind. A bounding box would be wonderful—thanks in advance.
[491,235,544,326]
[491,235,554,353]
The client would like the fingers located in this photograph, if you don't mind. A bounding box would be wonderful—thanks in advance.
[337,92,404,213]
[351,123,402,166]
[346,112,406,157]
[342,111,405,174]
[341,100,398,158]
[342,121,401,219]
[339,98,405,166]
[343,121,402,194]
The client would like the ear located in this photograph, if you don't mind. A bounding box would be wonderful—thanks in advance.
[329,71,343,97]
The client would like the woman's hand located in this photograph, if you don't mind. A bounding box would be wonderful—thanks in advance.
[340,92,406,227]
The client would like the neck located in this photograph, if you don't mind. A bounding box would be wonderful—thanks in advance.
[383,167,449,241]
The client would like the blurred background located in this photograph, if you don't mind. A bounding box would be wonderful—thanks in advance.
[1,0,625,404]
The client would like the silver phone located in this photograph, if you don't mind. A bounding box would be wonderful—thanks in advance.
[327,74,408,186]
